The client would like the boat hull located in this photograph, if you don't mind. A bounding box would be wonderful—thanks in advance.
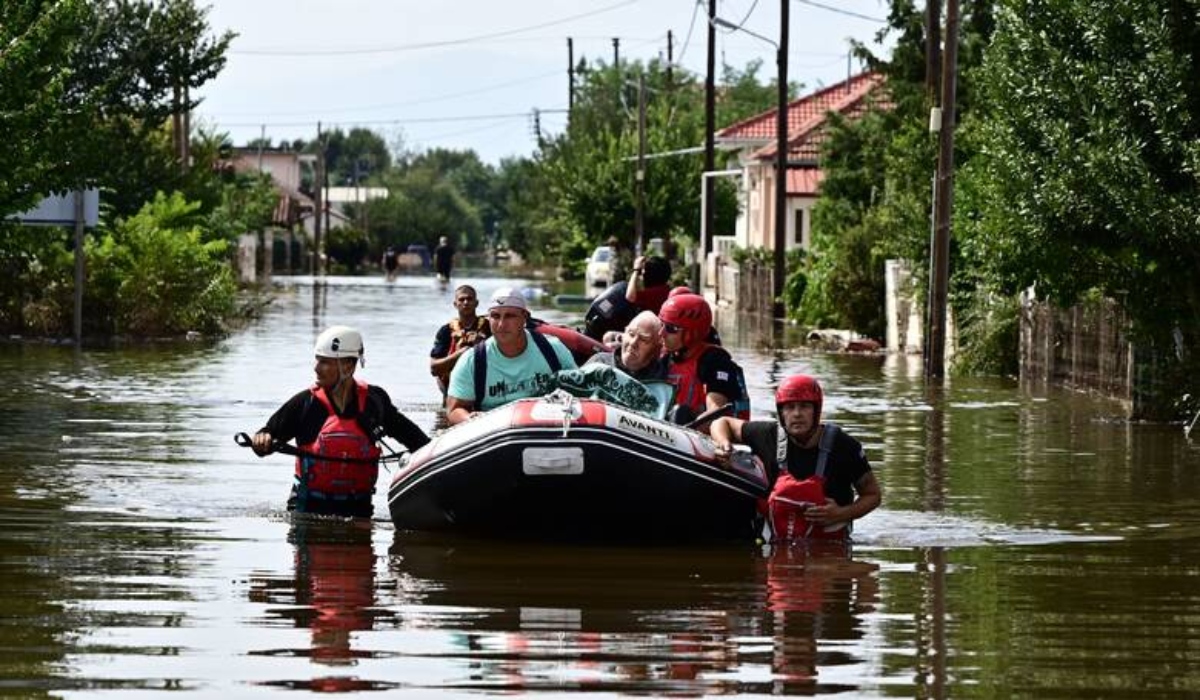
[387,397,769,542]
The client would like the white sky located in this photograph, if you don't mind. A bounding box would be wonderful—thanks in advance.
[194,0,894,165]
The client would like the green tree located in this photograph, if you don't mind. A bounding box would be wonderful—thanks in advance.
[801,0,994,340]
[1,0,233,218]
[537,57,777,270]
[959,0,1200,403]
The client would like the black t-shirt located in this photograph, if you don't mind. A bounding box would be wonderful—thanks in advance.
[741,421,871,506]
[690,345,745,402]
[434,244,454,274]
[260,384,430,451]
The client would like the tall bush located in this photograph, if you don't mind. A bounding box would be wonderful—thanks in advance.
[88,192,234,336]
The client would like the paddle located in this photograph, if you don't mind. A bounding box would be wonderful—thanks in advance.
[684,402,734,430]
[233,432,407,464]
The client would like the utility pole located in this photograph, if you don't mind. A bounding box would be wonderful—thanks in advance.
[927,0,959,379]
[703,0,717,263]
[666,30,674,87]
[612,37,620,68]
[926,0,943,100]
[636,73,647,252]
[313,122,324,277]
[773,0,790,319]
[567,37,575,116]
[532,108,542,146]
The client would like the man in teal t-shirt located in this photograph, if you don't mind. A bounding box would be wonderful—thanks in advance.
[446,286,577,425]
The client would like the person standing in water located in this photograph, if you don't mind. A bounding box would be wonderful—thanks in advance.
[251,326,430,518]
[433,235,455,282]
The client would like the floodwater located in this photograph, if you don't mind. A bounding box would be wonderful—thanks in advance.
[2,273,1199,698]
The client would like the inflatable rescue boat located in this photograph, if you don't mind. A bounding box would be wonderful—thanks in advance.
[387,391,769,541]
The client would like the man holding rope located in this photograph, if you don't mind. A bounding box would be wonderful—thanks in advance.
[251,325,430,518]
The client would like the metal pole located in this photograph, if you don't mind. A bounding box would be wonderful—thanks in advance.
[636,73,647,252]
[313,122,324,277]
[927,0,959,378]
[702,0,717,265]
[773,0,790,319]
[567,38,575,115]
[73,190,85,345]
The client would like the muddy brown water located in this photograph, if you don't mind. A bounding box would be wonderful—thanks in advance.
[2,274,1198,697]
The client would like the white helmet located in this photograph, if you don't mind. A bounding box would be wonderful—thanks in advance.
[314,325,365,365]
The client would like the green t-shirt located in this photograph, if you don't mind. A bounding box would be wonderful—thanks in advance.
[447,331,578,411]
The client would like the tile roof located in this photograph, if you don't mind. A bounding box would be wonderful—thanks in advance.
[716,71,887,162]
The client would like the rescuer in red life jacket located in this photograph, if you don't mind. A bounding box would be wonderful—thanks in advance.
[251,326,431,518]
[658,293,749,425]
[709,375,881,540]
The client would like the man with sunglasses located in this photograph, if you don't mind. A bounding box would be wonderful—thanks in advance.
[429,284,491,399]
[584,310,670,381]
[659,293,749,424]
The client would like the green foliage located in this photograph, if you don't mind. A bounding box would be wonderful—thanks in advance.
[0,0,234,218]
[326,227,371,274]
[952,286,1020,376]
[803,0,995,346]
[782,248,809,322]
[537,57,779,270]
[364,166,483,256]
[314,127,392,187]
[954,0,1199,409]
[0,223,75,336]
[87,192,235,336]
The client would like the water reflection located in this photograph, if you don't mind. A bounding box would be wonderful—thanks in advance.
[248,517,392,692]
[386,534,880,694]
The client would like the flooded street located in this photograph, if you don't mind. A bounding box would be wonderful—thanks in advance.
[3,274,1199,697]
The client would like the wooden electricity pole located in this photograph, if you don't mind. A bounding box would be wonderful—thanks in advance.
[927,0,959,379]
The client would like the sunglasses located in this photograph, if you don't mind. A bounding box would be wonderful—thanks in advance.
[662,322,682,334]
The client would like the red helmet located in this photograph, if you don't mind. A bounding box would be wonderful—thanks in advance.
[775,374,823,421]
[667,286,694,299]
[658,293,712,344]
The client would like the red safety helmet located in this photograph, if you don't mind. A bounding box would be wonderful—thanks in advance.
[658,293,712,344]
[667,286,694,299]
[775,374,823,422]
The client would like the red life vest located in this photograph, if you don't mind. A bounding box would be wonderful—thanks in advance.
[295,380,382,498]
[666,344,750,419]
[762,423,849,543]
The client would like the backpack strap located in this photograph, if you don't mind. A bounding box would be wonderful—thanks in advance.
[815,422,840,479]
[529,330,562,374]
[472,332,562,408]
[472,342,489,406]
[776,421,839,477]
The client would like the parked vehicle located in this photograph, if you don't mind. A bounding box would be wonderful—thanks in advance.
[584,245,614,292]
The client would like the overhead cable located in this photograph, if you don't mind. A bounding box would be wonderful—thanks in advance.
[231,0,640,56]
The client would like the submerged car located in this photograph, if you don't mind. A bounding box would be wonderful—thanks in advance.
[584,245,614,292]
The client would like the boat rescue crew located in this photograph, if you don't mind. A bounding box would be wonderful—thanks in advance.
[251,325,430,518]
[709,374,881,542]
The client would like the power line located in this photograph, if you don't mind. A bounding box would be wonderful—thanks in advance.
[793,0,886,23]
[214,112,538,129]
[230,0,641,56]
[206,70,563,119]
[675,0,702,65]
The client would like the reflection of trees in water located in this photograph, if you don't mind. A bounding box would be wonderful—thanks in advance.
[386,535,880,694]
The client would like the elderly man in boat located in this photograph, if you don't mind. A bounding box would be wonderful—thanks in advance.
[445,287,578,425]
[583,310,670,381]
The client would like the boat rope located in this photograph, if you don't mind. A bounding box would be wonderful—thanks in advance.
[541,389,578,437]
[1186,406,1200,441]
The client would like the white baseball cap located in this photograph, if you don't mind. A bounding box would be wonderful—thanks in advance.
[488,286,528,312]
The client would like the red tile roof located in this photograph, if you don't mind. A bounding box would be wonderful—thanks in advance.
[787,168,824,196]
[716,71,887,162]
